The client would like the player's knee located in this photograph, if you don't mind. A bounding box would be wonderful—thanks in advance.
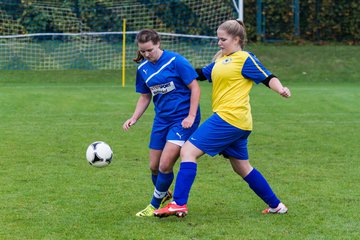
[158,163,173,173]
[230,159,253,177]
[180,147,196,161]
[149,165,158,174]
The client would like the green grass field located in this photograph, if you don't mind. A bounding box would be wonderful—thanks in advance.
[1,45,359,239]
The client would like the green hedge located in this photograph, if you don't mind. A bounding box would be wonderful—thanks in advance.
[0,0,358,43]
[243,0,359,43]
[299,0,359,43]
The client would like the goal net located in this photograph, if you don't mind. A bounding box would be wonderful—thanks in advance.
[0,1,237,70]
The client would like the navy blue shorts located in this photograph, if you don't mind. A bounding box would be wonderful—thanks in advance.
[149,119,200,150]
[188,113,251,160]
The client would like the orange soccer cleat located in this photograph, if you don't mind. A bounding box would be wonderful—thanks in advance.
[153,201,188,218]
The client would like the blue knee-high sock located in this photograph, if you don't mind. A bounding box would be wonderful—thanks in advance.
[173,162,197,206]
[243,168,280,208]
[150,171,174,208]
[151,173,158,186]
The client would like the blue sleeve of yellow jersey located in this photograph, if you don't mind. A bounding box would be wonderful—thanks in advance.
[242,52,272,84]
[201,62,215,82]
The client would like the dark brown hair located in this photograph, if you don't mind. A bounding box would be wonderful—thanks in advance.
[133,29,161,63]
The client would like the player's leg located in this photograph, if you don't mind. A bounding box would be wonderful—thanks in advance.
[152,121,200,209]
[136,120,168,217]
[220,128,287,214]
[136,148,176,217]
[173,141,204,205]
[138,120,200,217]
[158,142,181,174]
[135,149,162,217]
[154,141,204,218]
[150,142,180,209]
[172,112,238,205]
[155,121,202,208]
[229,158,288,214]
[154,113,240,217]
[149,149,161,186]
[147,120,168,189]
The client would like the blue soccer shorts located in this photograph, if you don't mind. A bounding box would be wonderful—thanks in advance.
[149,119,200,150]
[188,113,251,160]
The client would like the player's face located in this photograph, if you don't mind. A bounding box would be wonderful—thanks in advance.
[138,41,161,63]
[217,29,241,56]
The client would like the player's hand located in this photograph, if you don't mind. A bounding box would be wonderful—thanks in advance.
[280,87,291,98]
[123,118,137,131]
[182,115,195,129]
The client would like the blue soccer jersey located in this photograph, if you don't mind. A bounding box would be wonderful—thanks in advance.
[136,50,200,123]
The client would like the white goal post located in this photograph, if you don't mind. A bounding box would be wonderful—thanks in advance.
[232,0,244,21]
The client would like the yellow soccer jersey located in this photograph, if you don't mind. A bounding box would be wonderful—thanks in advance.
[202,51,272,130]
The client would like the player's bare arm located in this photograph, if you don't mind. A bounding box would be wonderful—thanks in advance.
[123,93,152,130]
[268,77,291,98]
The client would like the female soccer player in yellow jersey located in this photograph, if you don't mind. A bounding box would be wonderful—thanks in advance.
[154,20,291,218]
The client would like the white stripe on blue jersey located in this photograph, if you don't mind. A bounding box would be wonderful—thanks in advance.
[145,57,176,83]
[138,60,148,69]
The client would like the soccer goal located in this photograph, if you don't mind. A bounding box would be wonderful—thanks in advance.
[0,1,241,73]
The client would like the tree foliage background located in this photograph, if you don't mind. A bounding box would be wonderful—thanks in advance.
[0,0,359,43]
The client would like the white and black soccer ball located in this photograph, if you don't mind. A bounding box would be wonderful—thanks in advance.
[86,141,113,167]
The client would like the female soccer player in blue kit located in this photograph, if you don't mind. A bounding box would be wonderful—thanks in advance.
[122,29,201,217]
[154,20,291,218]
